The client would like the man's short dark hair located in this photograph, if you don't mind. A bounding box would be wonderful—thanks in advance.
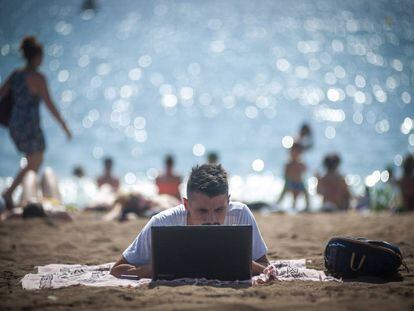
[187,164,228,199]
[165,154,174,167]
[104,157,113,169]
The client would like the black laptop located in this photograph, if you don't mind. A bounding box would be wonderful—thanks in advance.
[151,225,252,281]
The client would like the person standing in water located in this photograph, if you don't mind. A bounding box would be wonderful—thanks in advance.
[0,36,72,210]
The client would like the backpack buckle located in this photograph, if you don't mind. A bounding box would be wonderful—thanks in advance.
[350,252,366,271]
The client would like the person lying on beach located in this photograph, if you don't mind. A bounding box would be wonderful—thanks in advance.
[1,168,72,221]
[110,164,269,278]
[276,143,310,211]
[102,192,180,221]
[316,153,351,212]
[97,157,120,192]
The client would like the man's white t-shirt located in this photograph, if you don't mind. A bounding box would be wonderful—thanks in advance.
[123,202,268,265]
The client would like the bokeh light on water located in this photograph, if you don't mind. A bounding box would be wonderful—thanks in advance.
[0,0,413,200]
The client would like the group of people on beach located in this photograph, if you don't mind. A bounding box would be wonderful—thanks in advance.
[276,123,414,213]
[1,36,414,221]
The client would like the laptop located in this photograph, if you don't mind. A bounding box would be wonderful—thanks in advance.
[151,225,252,281]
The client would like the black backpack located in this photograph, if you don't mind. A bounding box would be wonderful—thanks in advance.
[324,236,405,278]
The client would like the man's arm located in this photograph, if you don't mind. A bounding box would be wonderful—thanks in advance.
[110,256,152,279]
[252,254,269,276]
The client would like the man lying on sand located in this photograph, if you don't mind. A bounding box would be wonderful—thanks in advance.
[110,164,269,278]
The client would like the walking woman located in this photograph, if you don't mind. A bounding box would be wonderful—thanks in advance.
[0,36,72,210]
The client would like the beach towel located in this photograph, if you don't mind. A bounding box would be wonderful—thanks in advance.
[21,259,339,290]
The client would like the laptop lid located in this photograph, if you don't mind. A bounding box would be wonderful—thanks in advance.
[151,225,252,281]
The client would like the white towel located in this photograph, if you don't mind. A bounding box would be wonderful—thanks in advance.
[21,259,339,290]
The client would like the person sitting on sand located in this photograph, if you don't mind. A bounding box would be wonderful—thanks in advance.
[276,143,310,211]
[316,153,351,212]
[398,154,414,211]
[97,157,120,192]
[110,164,269,278]
[2,168,72,221]
[155,154,182,200]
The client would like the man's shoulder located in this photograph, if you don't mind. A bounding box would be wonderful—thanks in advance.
[228,201,249,213]
[151,204,186,225]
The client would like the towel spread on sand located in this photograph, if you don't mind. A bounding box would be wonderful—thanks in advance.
[21,259,339,290]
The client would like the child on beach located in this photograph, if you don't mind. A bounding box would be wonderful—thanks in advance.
[295,123,313,152]
[316,153,351,212]
[277,143,310,211]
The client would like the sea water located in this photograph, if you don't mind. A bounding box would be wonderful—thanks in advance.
[0,0,413,207]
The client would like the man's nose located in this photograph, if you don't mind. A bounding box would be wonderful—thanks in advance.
[206,212,217,223]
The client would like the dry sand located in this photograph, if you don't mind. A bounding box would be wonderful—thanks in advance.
[1,211,413,310]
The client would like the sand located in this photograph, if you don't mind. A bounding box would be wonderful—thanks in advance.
[1,211,413,310]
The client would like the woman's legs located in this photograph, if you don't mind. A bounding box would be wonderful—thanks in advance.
[2,152,44,209]
[41,167,61,202]
[19,170,41,207]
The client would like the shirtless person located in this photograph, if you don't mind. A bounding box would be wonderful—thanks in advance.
[155,155,182,200]
[277,143,310,211]
[97,157,120,192]
[110,164,269,278]
[317,153,351,211]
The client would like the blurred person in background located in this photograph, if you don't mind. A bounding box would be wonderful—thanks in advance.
[317,153,351,212]
[0,36,72,211]
[276,143,310,211]
[398,154,414,211]
[97,157,120,192]
[155,154,182,200]
[295,123,313,152]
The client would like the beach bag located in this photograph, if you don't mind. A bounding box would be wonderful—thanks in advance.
[324,236,404,278]
[0,87,14,127]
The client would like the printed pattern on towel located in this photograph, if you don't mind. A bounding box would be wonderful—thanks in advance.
[21,259,340,290]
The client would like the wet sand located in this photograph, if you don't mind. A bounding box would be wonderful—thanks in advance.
[1,211,413,310]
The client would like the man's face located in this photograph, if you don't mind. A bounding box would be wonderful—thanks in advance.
[184,192,229,225]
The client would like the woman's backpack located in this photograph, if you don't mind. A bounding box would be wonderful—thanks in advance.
[324,236,405,278]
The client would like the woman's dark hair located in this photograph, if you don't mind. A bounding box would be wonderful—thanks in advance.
[20,36,43,63]
[187,164,228,199]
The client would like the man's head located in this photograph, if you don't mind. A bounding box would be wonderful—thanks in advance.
[104,157,113,172]
[165,154,174,169]
[184,164,229,225]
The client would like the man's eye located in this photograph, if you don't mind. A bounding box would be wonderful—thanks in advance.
[198,210,208,214]
[216,208,224,212]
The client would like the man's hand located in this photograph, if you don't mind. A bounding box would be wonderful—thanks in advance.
[252,261,267,276]
[252,254,270,276]
[110,256,152,279]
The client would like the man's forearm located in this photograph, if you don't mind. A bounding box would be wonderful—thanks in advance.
[252,261,267,276]
[110,263,152,279]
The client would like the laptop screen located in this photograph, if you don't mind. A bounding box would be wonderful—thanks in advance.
[151,225,252,281]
